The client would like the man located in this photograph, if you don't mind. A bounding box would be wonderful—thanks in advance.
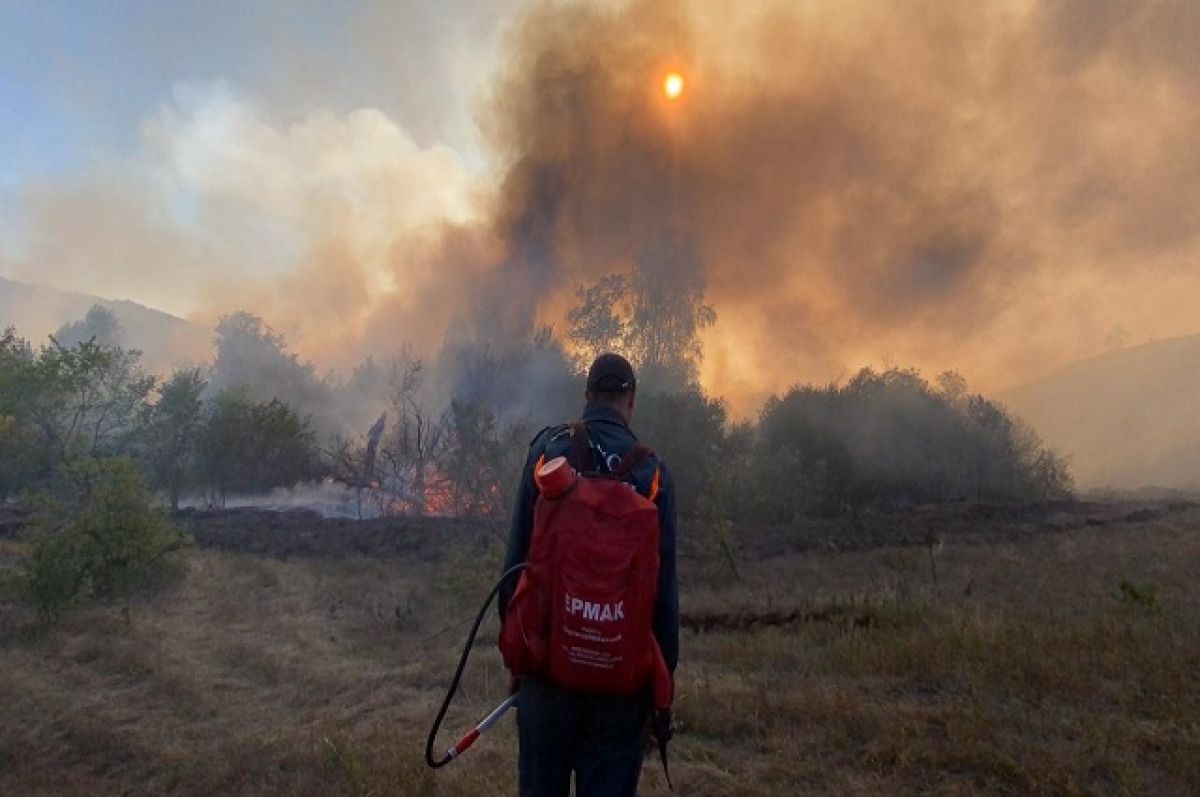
[499,352,679,797]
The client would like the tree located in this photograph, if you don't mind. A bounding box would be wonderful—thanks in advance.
[21,338,155,482]
[1,330,158,498]
[749,384,854,519]
[567,274,629,368]
[19,458,185,622]
[53,304,124,349]
[634,387,730,518]
[434,331,575,518]
[324,412,389,519]
[625,235,715,390]
[210,312,335,434]
[746,368,1073,520]
[380,353,450,515]
[145,368,207,509]
[441,398,522,518]
[0,328,46,494]
[1010,417,1074,500]
[0,326,33,382]
[439,327,577,427]
[936,370,969,404]
[197,390,321,504]
[567,239,715,393]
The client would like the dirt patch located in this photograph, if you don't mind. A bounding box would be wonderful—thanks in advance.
[717,500,1200,561]
[172,500,1200,563]
[173,507,502,561]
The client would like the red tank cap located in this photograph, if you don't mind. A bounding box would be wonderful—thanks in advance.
[536,456,576,498]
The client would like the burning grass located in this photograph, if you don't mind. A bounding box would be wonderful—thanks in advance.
[1,505,1199,795]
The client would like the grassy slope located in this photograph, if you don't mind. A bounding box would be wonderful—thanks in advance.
[2,508,1199,796]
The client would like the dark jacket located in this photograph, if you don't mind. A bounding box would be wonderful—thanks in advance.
[499,402,680,672]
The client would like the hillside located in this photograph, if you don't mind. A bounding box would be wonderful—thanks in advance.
[0,276,208,371]
[1000,335,1200,490]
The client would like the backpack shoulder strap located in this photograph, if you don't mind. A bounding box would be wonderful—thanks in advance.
[617,444,662,500]
[567,421,593,473]
[614,443,652,481]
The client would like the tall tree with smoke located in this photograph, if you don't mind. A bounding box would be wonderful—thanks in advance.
[53,305,124,350]
[568,245,715,393]
[0,328,45,493]
[626,235,715,391]
[209,312,337,435]
[382,353,448,516]
[7,337,155,484]
[743,368,1073,520]
[196,390,321,505]
[144,368,207,510]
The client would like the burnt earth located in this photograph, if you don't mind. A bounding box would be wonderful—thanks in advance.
[173,507,504,561]
[171,500,1200,563]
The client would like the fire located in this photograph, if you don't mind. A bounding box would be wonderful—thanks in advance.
[419,476,455,517]
[663,71,685,100]
[354,465,457,517]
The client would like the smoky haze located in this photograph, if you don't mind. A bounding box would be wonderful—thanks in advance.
[476,0,1200,409]
[3,1,1200,422]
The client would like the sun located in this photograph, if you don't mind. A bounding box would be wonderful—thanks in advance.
[663,72,685,100]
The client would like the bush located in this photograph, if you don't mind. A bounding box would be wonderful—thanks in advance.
[1118,580,1159,612]
[745,368,1073,520]
[635,387,731,518]
[18,458,187,621]
[441,398,532,517]
[197,390,322,503]
[21,522,96,622]
[0,327,154,499]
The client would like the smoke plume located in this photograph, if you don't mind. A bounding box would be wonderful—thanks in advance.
[3,0,1200,417]
[476,0,1200,409]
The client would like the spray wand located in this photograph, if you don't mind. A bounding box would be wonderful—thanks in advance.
[434,692,518,764]
[425,563,526,768]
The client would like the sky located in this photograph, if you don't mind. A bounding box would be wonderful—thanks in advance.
[0,0,511,343]
[0,1,506,183]
[2,0,1200,413]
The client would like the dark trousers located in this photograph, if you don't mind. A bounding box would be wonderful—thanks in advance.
[517,676,647,797]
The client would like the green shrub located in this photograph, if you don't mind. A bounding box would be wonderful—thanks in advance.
[21,523,95,622]
[197,389,322,503]
[746,368,1074,519]
[18,458,187,621]
[1118,579,1159,612]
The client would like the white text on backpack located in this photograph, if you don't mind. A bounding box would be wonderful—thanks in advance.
[564,594,625,623]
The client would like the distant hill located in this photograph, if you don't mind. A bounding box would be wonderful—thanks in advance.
[1000,335,1200,490]
[0,276,209,372]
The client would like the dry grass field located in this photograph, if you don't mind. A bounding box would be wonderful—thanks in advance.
[1,502,1198,796]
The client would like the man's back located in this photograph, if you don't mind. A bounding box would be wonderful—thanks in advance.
[499,381,679,797]
[500,401,678,672]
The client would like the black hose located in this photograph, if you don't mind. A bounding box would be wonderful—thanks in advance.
[425,562,527,768]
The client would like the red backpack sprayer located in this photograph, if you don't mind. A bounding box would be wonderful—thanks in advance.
[425,429,675,786]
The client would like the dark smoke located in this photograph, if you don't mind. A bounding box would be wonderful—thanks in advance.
[454,0,1200,410]
[6,0,1200,446]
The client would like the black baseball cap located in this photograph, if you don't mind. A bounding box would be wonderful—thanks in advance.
[586,353,636,393]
